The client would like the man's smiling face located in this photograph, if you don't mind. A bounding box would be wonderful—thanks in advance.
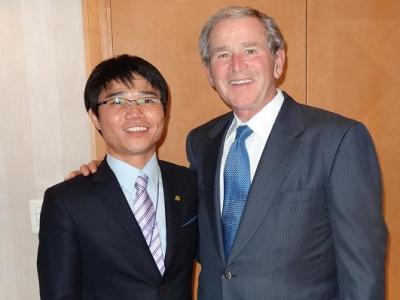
[90,74,165,168]
[206,16,285,121]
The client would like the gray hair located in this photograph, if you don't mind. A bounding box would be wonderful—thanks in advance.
[199,6,286,66]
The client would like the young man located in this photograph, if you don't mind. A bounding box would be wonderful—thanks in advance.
[37,55,198,300]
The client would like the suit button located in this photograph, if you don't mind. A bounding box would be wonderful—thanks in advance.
[159,286,165,294]
[223,271,232,279]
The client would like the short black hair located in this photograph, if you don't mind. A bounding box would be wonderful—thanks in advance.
[84,54,169,117]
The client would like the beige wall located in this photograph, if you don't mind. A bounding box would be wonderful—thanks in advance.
[0,1,90,299]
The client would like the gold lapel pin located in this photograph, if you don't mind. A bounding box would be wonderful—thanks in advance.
[174,195,182,202]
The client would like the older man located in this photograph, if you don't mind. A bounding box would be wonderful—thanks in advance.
[186,6,387,300]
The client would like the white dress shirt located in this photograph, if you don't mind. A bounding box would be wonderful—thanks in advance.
[219,89,285,213]
[107,153,167,255]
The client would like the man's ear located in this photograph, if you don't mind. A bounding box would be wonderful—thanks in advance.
[204,64,215,87]
[273,49,286,80]
[89,109,101,131]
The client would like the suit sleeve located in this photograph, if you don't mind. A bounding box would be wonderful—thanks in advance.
[37,187,81,300]
[327,122,387,299]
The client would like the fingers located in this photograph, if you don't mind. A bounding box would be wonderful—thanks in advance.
[88,160,100,173]
[64,160,100,181]
[79,163,93,176]
[65,170,82,181]
[78,160,100,176]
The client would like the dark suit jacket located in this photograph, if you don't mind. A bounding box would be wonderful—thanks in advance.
[37,159,198,300]
[186,92,387,300]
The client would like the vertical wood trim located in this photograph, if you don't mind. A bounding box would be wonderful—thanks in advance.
[99,0,113,59]
[305,0,308,105]
[81,0,113,159]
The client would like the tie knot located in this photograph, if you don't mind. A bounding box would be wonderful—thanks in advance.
[235,125,253,142]
[135,173,149,190]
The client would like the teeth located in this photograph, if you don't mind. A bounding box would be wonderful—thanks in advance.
[125,126,148,132]
[229,78,253,85]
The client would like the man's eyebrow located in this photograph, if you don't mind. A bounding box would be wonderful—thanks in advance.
[104,90,159,99]
[242,42,260,47]
[210,46,228,54]
[137,90,159,97]
[104,91,125,99]
[210,42,261,55]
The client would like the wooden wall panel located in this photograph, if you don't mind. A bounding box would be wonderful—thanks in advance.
[107,0,306,166]
[307,1,400,298]
[81,0,112,158]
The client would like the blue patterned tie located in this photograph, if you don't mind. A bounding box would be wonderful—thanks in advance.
[222,125,253,258]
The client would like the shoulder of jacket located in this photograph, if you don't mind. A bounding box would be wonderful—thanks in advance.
[189,111,232,136]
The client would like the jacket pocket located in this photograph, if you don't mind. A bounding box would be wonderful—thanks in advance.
[180,214,198,227]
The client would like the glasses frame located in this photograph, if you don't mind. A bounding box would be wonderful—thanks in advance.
[97,96,162,108]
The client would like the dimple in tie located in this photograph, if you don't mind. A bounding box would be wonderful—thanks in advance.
[222,125,253,258]
[134,173,165,275]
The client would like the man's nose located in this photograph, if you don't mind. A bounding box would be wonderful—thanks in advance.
[231,53,246,72]
[125,101,143,118]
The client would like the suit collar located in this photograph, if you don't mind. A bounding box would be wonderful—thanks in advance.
[199,93,306,264]
[159,162,176,272]
[227,92,305,262]
[91,161,151,247]
[208,112,234,138]
[202,114,233,263]
[93,160,184,279]
[91,161,151,259]
[276,91,305,137]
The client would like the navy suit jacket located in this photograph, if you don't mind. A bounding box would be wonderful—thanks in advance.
[186,92,387,300]
[38,159,198,300]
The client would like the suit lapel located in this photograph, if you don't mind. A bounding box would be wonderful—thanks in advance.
[228,95,305,262]
[92,160,162,277]
[92,161,142,238]
[203,114,233,263]
[160,164,176,271]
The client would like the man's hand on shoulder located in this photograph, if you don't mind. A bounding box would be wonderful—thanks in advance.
[65,160,101,180]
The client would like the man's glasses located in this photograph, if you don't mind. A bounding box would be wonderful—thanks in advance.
[97,96,162,111]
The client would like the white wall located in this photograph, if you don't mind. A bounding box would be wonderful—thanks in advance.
[0,1,90,299]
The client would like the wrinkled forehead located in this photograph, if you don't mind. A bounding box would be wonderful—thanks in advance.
[210,16,266,39]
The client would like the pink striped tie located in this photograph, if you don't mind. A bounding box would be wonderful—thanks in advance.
[134,173,165,275]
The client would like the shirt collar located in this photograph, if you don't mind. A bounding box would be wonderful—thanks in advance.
[107,153,159,191]
[227,89,284,139]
